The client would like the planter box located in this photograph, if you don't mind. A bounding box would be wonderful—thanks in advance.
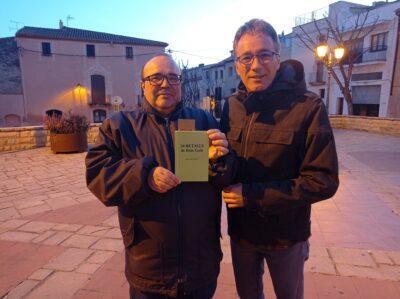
[50,132,88,153]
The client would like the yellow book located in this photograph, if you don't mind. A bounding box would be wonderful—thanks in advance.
[174,130,209,182]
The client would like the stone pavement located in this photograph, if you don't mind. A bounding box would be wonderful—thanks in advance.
[0,129,400,298]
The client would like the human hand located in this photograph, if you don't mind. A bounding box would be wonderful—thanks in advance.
[207,129,229,161]
[222,183,244,208]
[148,167,181,193]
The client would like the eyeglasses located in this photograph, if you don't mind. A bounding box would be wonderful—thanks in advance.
[142,73,182,86]
[236,50,279,66]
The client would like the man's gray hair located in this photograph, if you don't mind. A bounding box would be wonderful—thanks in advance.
[233,19,280,54]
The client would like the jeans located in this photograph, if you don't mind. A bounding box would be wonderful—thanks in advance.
[129,281,217,299]
[231,239,309,299]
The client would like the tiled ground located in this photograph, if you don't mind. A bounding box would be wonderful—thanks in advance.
[0,129,400,298]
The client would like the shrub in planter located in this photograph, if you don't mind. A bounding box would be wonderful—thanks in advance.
[45,113,90,153]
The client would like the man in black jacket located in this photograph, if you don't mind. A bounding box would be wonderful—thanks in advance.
[86,54,233,298]
[221,19,339,299]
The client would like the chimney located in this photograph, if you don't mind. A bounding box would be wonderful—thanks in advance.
[59,20,64,29]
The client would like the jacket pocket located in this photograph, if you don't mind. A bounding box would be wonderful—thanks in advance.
[126,221,165,282]
[252,129,294,145]
[118,214,135,248]
[226,127,242,153]
[247,129,297,176]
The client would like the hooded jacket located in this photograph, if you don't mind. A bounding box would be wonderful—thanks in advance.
[86,101,234,296]
[220,59,339,246]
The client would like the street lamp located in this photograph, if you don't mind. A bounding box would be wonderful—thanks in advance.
[315,43,345,113]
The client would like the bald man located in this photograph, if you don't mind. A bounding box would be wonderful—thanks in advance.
[86,54,234,299]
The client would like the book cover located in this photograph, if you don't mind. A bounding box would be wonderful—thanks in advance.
[174,130,209,182]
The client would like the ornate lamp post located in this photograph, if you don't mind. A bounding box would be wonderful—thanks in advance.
[315,43,345,113]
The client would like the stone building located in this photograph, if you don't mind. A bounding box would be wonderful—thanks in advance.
[0,22,167,126]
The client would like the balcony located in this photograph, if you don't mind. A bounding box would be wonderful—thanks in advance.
[309,70,326,86]
[343,48,387,65]
[363,49,387,63]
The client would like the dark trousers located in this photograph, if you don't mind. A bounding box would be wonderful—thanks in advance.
[129,281,217,299]
[231,239,309,299]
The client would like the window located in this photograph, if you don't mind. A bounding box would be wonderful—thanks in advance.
[42,42,51,56]
[371,32,388,52]
[231,88,236,93]
[93,109,107,123]
[352,85,380,116]
[46,109,62,117]
[319,89,325,99]
[316,61,324,82]
[206,71,210,79]
[220,70,223,79]
[126,47,133,59]
[206,88,210,96]
[343,38,364,64]
[353,104,379,117]
[337,97,344,115]
[228,67,233,77]
[86,44,95,57]
[352,72,383,81]
[215,87,222,101]
[91,75,106,104]
[215,71,218,80]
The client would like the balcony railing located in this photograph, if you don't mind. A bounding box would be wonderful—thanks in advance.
[342,47,387,65]
[309,70,326,85]
[363,50,387,62]
[294,6,328,26]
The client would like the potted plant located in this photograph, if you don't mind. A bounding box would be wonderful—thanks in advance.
[45,113,90,153]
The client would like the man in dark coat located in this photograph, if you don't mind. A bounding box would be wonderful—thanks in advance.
[221,19,339,299]
[86,54,233,299]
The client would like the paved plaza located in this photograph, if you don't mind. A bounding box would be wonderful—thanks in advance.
[0,129,400,298]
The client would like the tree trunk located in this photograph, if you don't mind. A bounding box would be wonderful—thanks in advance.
[343,88,353,115]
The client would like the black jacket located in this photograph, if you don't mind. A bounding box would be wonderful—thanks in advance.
[85,101,234,297]
[221,59,339,246]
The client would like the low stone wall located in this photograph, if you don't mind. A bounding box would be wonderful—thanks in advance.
[329,115,400,136]
[0,124,100,152]
[1,116,399,152]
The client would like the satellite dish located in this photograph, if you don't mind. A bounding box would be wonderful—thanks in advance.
[111,96,123,106]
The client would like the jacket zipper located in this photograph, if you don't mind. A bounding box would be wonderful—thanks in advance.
[162,118,185,293]
[242,113,257,159]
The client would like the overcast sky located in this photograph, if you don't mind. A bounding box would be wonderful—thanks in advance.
[1,0,374,66]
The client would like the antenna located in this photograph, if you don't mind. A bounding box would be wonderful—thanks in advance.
[9,20,24,32]
[66,15,74,26]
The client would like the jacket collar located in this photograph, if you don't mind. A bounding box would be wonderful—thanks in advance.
[235,59,308,114]
[142,99,183,122]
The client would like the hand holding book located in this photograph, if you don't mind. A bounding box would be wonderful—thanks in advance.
[207,129,229,161]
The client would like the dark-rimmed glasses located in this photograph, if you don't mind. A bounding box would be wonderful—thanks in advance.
[142,73,182,86]
[236,50,279,66]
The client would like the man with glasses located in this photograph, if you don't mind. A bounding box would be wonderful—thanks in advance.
[221,19,339,299]
[86,54,234,298]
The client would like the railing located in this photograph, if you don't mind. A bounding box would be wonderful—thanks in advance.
[363,50,387,62]
[342,48,387,65]
[294,6,328,26]
[308,70,326,85]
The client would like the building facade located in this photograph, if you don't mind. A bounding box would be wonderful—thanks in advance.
[0,23,167,126]
[182,52,240,115]
[284,0,400,117]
